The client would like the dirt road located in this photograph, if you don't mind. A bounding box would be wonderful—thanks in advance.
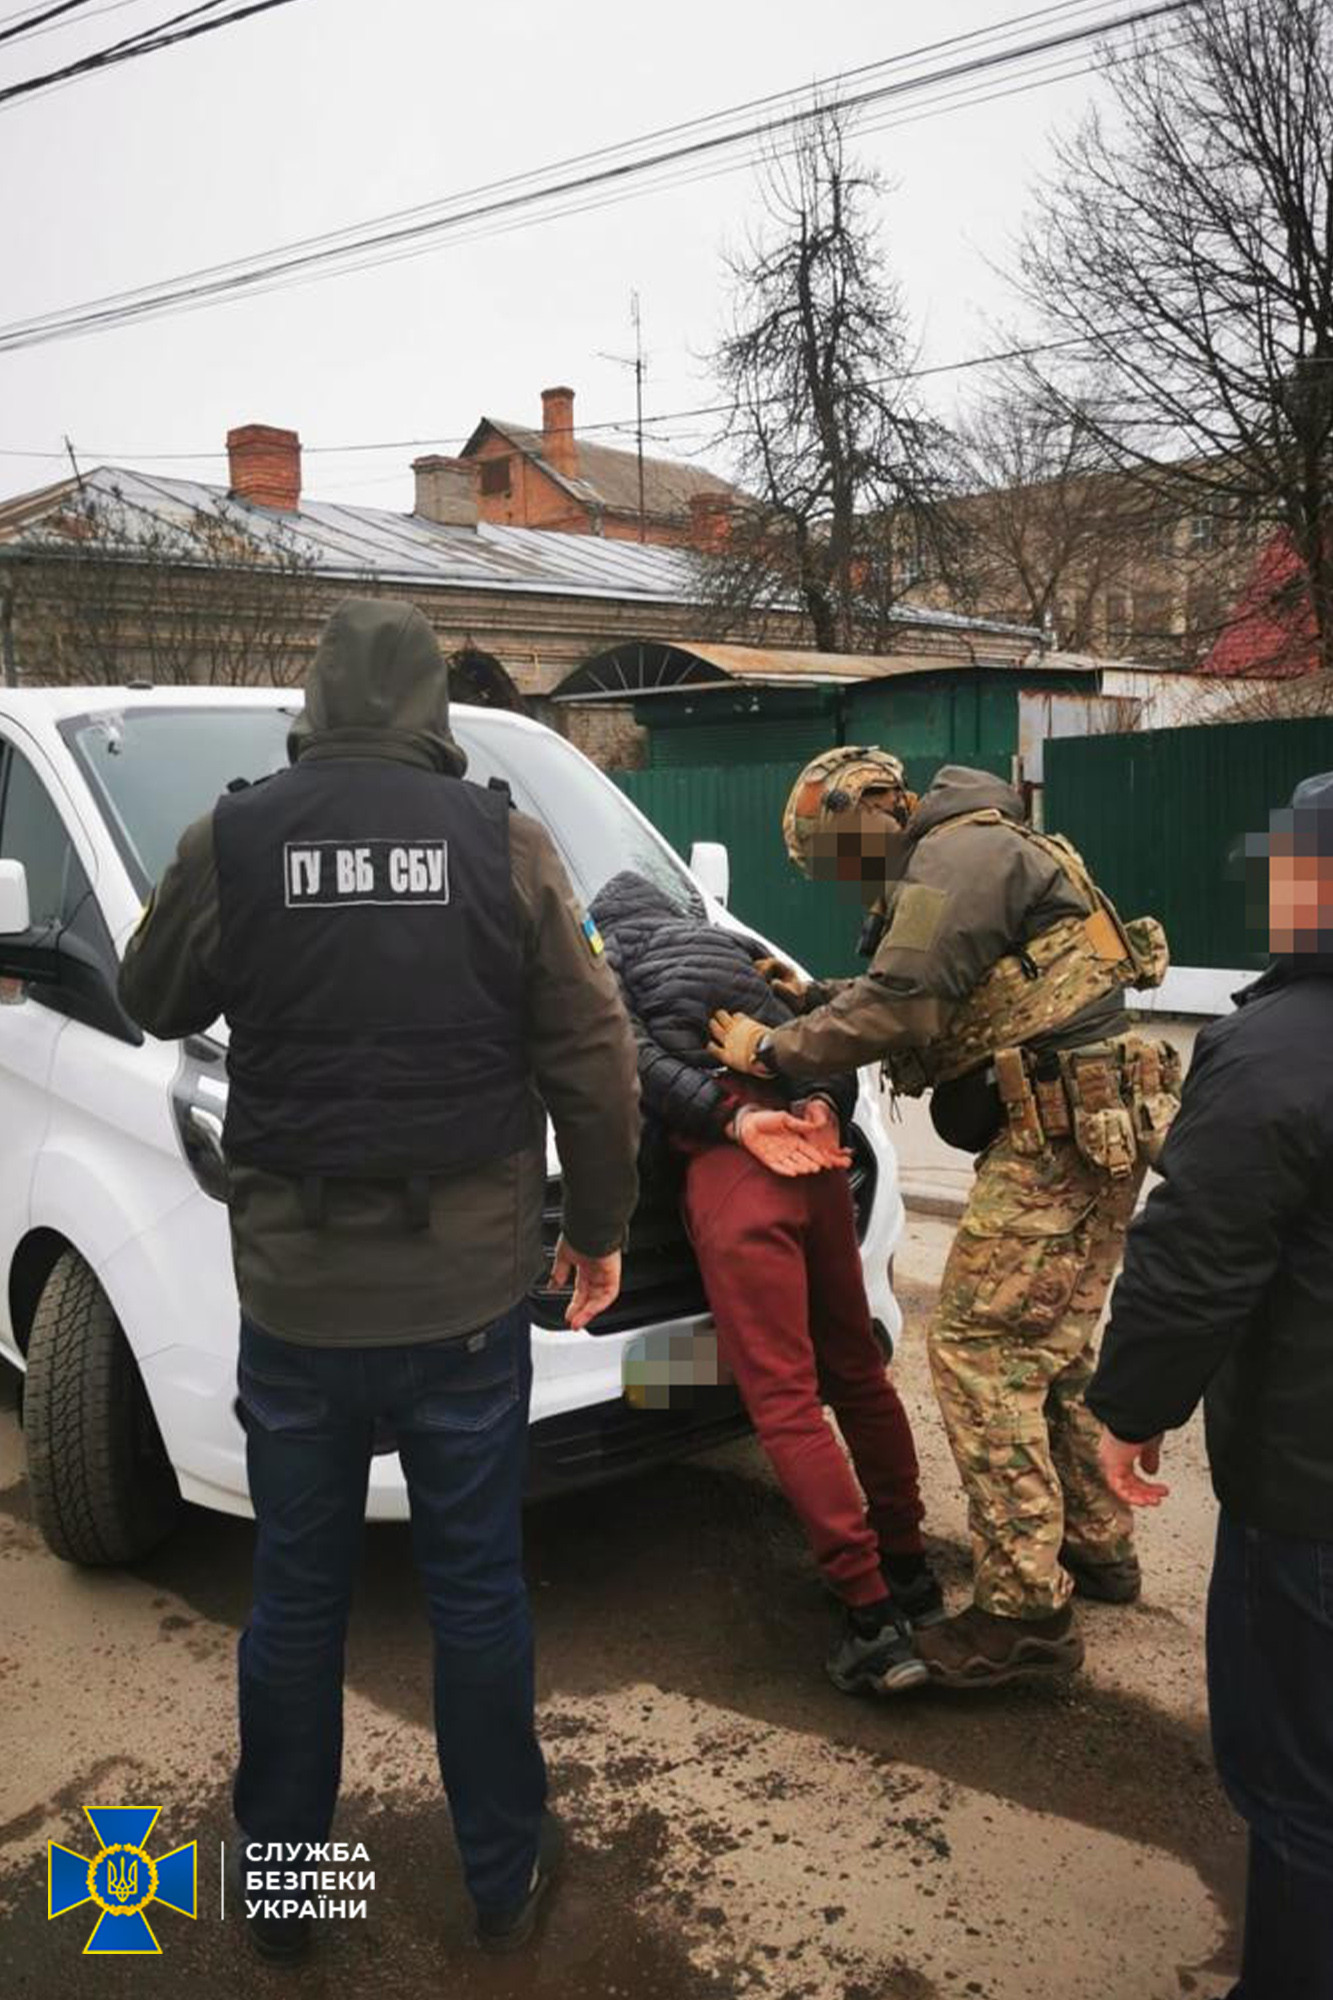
[0,1214,1242,1999]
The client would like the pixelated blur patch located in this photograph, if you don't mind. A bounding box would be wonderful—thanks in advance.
[581,914,605,957]
[885,883,949,953]
[622,1326,731,1409]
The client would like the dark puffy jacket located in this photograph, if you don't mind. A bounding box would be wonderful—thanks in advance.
[588,871,857,1145]
[1088,957,1333,1541]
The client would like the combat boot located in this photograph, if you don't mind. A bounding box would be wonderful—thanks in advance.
[826,1600,929,1695]
[914,1603,1084,1689]
[1060,1544,1142,1604]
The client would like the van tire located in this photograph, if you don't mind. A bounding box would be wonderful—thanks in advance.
[25,1249,181,1565]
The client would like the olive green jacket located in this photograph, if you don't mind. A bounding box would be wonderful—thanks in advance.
[119,600,640,1346]
[769,765,1124,1082]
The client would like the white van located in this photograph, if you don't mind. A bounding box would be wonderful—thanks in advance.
[0,687,903,1564]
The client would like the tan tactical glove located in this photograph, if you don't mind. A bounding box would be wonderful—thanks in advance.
[753,955,811,1011]
[707,1009,775,1076]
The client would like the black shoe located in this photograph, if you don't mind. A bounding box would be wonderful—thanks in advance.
[826,1605,929,1695]
[1060,1544,1142,1604]
[882,1554,948,1629]
[229,1839,311,1965]
[475,1811,565,1954]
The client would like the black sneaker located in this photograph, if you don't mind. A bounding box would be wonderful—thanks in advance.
[883,1554,948,1629]
[229,1840,311,1965]
[475,1811,565,1954]
[826,1606,929,1695]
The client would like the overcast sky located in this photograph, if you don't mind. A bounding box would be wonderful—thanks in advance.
[1,0,1124,511]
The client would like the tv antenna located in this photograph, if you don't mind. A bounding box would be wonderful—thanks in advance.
[599,292,648,542]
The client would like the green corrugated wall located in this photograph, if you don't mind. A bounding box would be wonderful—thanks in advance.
[1045,718,1333,970]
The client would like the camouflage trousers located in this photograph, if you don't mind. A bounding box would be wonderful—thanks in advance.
[929,1133,1143,1618]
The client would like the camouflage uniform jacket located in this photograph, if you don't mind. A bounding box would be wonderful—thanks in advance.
[768,765,1125,1084]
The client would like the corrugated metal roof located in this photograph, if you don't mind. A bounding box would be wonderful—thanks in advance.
[0,465,1043,642]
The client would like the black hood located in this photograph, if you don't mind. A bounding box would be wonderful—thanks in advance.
[288,597,467,777]
[590,870,697,937]
[909,764,1024,839]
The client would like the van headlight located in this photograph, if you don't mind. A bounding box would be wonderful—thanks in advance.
[171,1035,229,1203]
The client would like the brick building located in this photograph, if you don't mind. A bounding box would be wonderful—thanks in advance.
[0,418,1046,768]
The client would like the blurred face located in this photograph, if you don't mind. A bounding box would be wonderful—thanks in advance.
[1268,847,1333,953]
[807,800,905,897]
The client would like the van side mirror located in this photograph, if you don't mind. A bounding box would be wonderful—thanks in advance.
[689,840,730,908]
[0,860,30,936]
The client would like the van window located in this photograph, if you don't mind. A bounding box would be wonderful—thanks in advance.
[0,743,94,932]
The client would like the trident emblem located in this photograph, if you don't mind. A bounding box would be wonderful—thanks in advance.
[107,1854,138,1903]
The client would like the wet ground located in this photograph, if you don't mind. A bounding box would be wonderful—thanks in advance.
[0,1214,1243,1998]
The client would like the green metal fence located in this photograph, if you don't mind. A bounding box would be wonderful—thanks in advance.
[1045,718,1333,970]
[615,752,1008,975]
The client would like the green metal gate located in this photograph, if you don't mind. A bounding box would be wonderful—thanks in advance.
[1045,718,1333,970]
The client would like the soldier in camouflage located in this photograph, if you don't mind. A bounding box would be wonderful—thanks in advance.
[707,749,1180,1690]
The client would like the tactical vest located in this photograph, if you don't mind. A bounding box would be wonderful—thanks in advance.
[906,810,1168,1089]
[212,758,537,1188]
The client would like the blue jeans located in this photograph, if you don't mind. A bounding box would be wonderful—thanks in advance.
[232,1304,547,1915]
[1208,1510,1333,1999]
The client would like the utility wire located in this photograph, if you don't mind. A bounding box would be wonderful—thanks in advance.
[0,0,187,48]
[0,330,1121,468]
[0,0,301,105]
[0,0,94,44]
[0,0,1199,351]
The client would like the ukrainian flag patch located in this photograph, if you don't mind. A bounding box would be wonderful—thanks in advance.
[582,915,605,956]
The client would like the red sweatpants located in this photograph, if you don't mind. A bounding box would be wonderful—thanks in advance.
[681,1144,925,1609]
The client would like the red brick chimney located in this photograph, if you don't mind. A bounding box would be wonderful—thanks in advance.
[227,423,301,511]
[540,386,578,480]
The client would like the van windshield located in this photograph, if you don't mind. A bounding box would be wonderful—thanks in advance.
[62,704,699,911]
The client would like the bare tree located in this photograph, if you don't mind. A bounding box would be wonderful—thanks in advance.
[697,106,956,654]
[9,478,325,687]
[1017,0,1333,673]
[948,371,1158,647]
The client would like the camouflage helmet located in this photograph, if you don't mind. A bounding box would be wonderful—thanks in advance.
[782,744,913,875]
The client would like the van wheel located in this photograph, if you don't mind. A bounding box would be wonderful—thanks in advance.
[24,1249,181,1565]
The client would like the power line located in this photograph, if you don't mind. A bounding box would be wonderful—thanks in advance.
[0,0,302,106]
[0,0,179,49]
[0,0,1198,351]
[0,0,95,45]
[0,330,1118,469]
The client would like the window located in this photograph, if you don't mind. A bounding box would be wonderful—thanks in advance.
[0,743,92,932]
[1132,588,1176,648]
[1190,511,1221,552]
[1149,515,1180,560]
[1104,589,1132,650]
[479,456,512,497]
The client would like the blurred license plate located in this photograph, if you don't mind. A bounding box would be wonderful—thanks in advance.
[622,1324,731,1410]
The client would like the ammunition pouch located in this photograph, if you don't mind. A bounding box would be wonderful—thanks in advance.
[989,1035,1182,1176]
[881,1046,934,1099]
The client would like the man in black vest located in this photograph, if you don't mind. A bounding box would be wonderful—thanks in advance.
[120,598,640,1960]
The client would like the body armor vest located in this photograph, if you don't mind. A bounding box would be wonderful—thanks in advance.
[212,758,536,1184]
[904,810,1168,1090]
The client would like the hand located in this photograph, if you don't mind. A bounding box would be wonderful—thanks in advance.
[549,1236,622,1330]
[754,955,810,1009]
[732,1106,832,1176]
[1098,1429,1170,1508]
[789,1096,854,1170]
[707,1009,774,1075]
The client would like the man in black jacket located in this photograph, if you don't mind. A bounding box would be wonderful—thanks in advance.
[1087,773,1333,2000]
[589,872,940,1697]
